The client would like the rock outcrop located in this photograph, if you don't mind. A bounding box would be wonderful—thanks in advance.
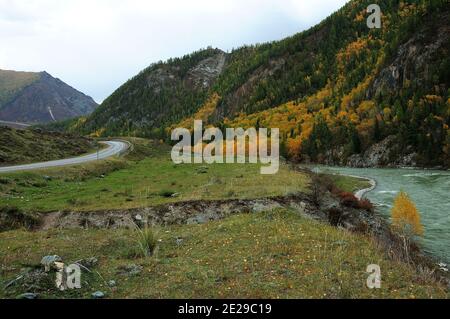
[346,136,418,168]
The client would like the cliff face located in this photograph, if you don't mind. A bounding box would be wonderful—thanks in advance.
[368,10,450,100]
[0,70,97,124]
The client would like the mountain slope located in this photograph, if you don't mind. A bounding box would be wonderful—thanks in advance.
[0,70,97,124]
[0,126,95,166]
[75,0,449,167]
[81,48,226,137]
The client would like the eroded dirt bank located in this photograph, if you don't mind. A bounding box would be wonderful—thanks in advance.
[1,190,449,285]
[0,191,415,263]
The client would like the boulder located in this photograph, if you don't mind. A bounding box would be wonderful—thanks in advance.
[40,255,62,272]
[91,291,105,299]
[17,293,38,300]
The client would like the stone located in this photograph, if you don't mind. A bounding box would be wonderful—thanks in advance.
[40,255,62,272]
[17,293,38,300]
[80,257,98,269]
[117,264,143,277]
[186,215,208,225]
[108,280,116,287]
[176,237,184,246]
[92,291,105,299]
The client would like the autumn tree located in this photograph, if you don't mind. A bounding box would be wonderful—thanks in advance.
[391,191,424,237]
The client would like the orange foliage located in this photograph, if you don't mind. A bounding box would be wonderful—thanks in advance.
[391,191,424,236]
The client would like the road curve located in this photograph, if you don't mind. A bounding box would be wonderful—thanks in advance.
[0,120,31,129]
[0,141,129,173]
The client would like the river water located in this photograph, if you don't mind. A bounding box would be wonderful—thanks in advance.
[307,165,450,264]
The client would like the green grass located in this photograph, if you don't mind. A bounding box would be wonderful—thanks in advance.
[0,209,446,299]
[0,139,309,212]
[0,126,97,166]
[327,174,372,193]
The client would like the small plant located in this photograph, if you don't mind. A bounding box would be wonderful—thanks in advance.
[133,223,159,258]
[0,177,11,185]
[226,190,235,197]
[358,199,374,211]
[124,187,133,197]
[328,207,343,226]
[66,198,88,206]
[158,190,176,198]
[0,206,40,231]
[339,192,360,208]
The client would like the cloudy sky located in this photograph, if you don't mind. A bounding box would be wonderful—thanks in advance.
[0,0,349,102]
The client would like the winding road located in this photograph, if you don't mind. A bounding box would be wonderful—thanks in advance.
[0,141,129,173]
[0,120,31,129]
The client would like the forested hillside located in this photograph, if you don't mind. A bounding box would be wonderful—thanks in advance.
[71,0,449,167]
[79,48,226,137]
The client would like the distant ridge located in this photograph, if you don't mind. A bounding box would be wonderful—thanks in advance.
[0,69,97,124]
[76,0,449,167]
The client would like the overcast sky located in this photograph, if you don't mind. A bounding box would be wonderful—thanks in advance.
[0,0,349,103]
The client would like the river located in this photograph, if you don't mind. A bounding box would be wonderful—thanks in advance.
[306,165,450,264]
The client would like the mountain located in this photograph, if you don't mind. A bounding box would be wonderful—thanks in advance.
[0,69,97,124]
[78,48,226,137]
[72,0,449,167]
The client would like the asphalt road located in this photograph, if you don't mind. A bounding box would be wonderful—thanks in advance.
[0,120,31,129]
[0,141,129,173]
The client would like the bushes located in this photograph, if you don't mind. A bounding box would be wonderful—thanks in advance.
[328,207,343,226]
[358,199,374,211]
[158,190,176,198]
[0,206,40,231]
[310,173,375,212]
[337,192,374,212]
[133,224,159,258]
[339,192,360,208]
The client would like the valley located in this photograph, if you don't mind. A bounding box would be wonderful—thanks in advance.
[0,0,449,300]
[0,137,448,299]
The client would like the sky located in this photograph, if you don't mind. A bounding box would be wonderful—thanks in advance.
[0,0,349,103]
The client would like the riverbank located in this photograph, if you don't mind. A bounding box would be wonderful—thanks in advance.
[1,196,448,299]
[0,140,448,298]
[309,165,450,266]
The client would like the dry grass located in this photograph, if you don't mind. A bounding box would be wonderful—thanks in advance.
[0,210,447,299]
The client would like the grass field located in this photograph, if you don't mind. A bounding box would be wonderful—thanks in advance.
[0,209,447,299]
[0,126,96,166]
[0,138,446,299]
[0,138,311,212]
[326,174,372,193]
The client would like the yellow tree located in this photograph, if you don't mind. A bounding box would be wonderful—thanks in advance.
[391,191,424,237]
